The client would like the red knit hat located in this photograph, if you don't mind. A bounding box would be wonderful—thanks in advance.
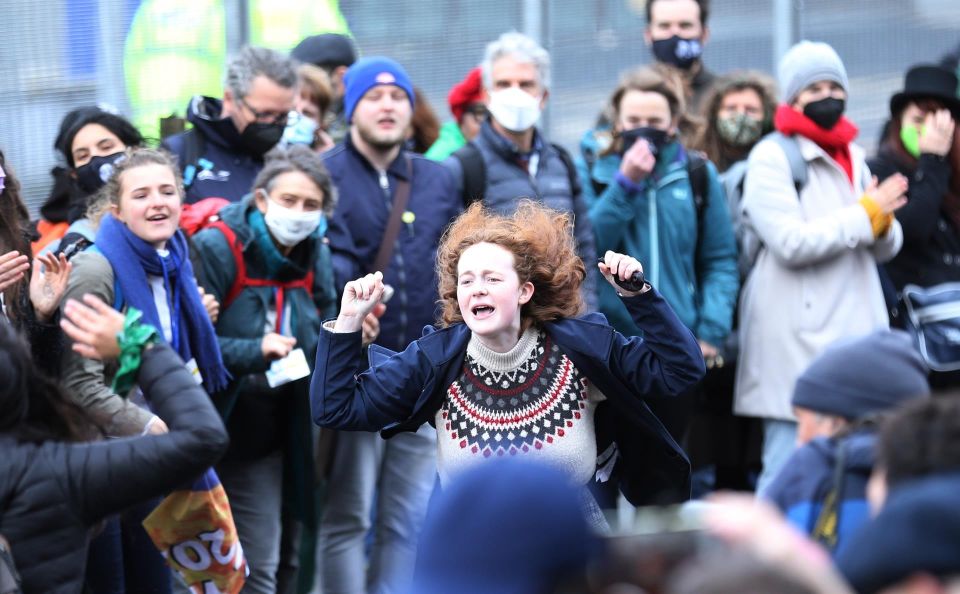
[447,67,484,122]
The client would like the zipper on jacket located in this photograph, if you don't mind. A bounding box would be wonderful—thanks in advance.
[648,185,661,289]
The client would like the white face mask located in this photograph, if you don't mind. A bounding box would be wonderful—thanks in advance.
[262,193,323,247]
[487,87,542,133]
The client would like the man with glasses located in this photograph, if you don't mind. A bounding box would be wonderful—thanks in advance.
[163,46,298,204]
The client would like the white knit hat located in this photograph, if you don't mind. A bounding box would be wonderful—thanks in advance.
[778,40,849,104]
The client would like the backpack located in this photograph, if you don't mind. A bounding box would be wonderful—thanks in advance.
[726,131,808,278]
[452,141,581,206]
[205,220,314,310]
[581,141,716,260]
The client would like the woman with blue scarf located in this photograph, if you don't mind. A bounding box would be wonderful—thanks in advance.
[59,147,229,593]
[192,145,338,594]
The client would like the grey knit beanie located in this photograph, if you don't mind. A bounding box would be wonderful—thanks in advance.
[792,330,929,420]
[778,41,849,104]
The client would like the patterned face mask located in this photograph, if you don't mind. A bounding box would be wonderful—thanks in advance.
[716,113,764,147]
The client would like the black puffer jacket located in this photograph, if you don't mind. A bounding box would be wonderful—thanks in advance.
[0,344,229,594]
[869,144,960,290]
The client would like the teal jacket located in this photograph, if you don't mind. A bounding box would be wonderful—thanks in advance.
[577,130,738,346]
[193,198,337,382]
[192,197,337,526]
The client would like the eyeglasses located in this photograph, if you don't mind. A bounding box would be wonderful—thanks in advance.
[239,95,298,126]
[465,104,489,120]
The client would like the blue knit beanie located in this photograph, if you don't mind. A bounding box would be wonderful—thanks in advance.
[343,57,414,123]
[792,330,929,420]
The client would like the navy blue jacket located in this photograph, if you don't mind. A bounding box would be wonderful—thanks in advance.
[764,431,876,556]
[162,96,265,204]
[311,288,706,505]
[323,135,461,352]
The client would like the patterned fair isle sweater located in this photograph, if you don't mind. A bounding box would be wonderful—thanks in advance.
[435,327,606,487]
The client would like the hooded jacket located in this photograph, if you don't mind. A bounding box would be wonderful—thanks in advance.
[578,132,739,346]
[764,431,876,556]
[162,96,270,204]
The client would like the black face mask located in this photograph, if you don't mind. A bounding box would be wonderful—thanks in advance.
[621,127,669,157]
[75,152,125,195]
[651,35,703,70]
[803,97,845,130]
[239,121,286,156]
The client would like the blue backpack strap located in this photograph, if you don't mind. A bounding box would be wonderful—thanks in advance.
[765,131,808,194]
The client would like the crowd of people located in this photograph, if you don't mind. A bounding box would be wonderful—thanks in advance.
[2,0,960,593]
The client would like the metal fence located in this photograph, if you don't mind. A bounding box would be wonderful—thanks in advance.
[2,0,959,216]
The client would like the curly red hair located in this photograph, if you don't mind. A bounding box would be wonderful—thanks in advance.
[436,200,586,327]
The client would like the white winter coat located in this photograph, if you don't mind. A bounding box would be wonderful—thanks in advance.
[734,135,902,420]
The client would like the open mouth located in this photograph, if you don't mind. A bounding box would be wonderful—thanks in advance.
[146,214,168,222]
[472,305,494,318]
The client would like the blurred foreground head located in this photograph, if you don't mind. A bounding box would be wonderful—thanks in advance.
[409,459,601,594]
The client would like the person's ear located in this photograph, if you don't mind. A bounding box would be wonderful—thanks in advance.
[254,188,269,214]
[539,89,550,110]
[222,88,237,115]
[700,25,710,45]
[518,281,534,305]
[644,27,653,47]
[669,115,680,137]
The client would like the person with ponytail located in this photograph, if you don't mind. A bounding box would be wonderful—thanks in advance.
[734,41,908,493]
[58,147,229,594]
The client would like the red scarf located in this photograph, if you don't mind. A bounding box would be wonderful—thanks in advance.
[774,104,859,185]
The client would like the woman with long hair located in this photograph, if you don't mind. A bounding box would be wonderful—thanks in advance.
[0,150,73,372]
[0,295,227,594]
[691,72,777,174]
[869,64,960,292]
[59,147,229,593]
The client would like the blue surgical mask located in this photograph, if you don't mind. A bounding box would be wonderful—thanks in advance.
[282,115,319,147]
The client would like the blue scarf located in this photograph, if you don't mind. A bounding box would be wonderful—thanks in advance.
[95,214,229,393]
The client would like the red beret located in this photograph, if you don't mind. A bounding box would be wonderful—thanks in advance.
[447,67,484,122]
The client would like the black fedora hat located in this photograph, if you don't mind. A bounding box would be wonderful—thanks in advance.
[890,64,960,117]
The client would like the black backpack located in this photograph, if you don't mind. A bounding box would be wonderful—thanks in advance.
[452,141,582,206]
[582,143,714,254]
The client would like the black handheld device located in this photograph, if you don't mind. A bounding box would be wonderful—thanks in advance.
[599,257,646,292]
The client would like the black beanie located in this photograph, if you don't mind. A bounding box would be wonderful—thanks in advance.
[791,330,929,420]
